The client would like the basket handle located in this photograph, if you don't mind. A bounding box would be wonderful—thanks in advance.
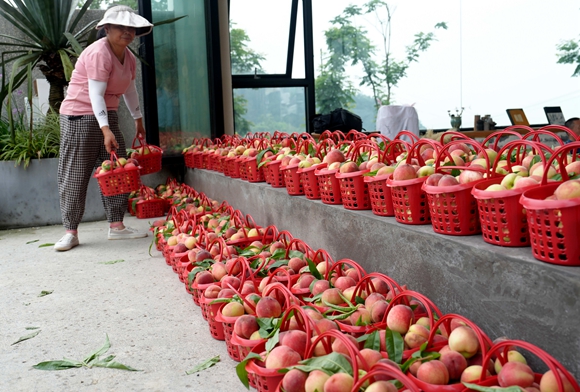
[481,130,523,151]
[539,141,580,185]
[131,134,150,152]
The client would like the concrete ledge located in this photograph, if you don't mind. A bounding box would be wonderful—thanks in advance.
[0,158,173,230]
[185,168,580,377]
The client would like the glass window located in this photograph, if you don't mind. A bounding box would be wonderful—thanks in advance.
[233,87,306,136]
[312,0,580,131]
[151,0,211,155]
[230,0,293,75]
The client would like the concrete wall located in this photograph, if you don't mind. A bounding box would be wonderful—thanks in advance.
[0,158,173,230]
[185,168,580,378]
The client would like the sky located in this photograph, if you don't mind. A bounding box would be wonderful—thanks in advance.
[231,0,580,130]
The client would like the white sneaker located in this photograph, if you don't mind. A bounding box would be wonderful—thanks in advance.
[108,226,148,240]
[54,233,79,251]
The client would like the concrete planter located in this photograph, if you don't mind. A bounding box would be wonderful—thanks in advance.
[0,158,106,230]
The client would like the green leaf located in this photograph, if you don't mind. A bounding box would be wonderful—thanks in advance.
[26,239,39,244]
[462,383,522,392]
[270,247,287,260]
[38,243,55,248]
[363,170,379,176]
[287,352,352,376]
[268,259,289,270]
[256,148,274,165]
[236,352,263,389]
[25,326,40,330]
[99,259,125,265]
[33,360,83,370]
[362,330,381,351]
[11,330,40,345]
[288,250,305,259]
[83,334,111,365]
[306,258,323,280]
[185,355,220,375]
[265,329,280,352]
[385,330,404,364]
[92,360,141,371]
[400,356,418,373]
[38,290,53,297]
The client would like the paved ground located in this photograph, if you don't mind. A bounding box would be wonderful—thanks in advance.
[0,215,247,392]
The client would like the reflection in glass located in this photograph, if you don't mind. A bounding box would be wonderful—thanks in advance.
[152,0,211,156]
[234,88,306,136]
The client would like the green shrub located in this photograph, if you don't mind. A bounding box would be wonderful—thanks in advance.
[0,112,60,168]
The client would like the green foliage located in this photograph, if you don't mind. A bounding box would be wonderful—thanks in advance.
[556,38,580,76]
[0,0,99,112]
[315,0,447,113]
[0,111,61,167]
[230,24,265,74]
[87,0,137,9]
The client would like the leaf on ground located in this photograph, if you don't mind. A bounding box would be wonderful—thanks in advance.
[33,360,83,370]
[185,355,220,375]
[11,330,41,345]
[99,259,125,265]
[92,359,141,371]
[83,334,111,365]
[38,243,55,248]
[25,326,40,330]
[26,239,39,244]
[38,290,53,297]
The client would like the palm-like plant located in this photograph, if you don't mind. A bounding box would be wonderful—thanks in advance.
[0,0,98,114]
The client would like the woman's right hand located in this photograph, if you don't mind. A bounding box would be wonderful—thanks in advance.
[102,127,119,153]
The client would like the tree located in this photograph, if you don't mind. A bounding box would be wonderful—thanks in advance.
[88,0,137,9]
[556,38,580,77]
[0,0,99,116]
[316,0,447,113]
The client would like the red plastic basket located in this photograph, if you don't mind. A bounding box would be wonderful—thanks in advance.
[214,305,243,361]
[387,176,431,225]
[336,169,371,210]
[135,198,167,219]
[244,157,266,182]
[224,156,241,178]
[245,342,287,392]
[472,177,532,246]
[422,180,483,235]
[520,183,580,265]
[193,151,204,168]
[131,136,163,175]
[297,162,326,200]
[184,152,195,168]
[238,156,249,180]
[199,294,225,340]
[95,153,141,196]
[265,160,285,188]
[280,163,304,195]
[364,173,395,216]
[315,167,342,205]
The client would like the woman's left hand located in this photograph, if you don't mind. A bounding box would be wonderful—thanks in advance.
[135,118,146,138]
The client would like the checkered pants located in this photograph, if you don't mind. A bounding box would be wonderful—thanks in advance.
[58,112,128,230]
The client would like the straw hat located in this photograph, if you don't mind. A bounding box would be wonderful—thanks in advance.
[96,5,153,37]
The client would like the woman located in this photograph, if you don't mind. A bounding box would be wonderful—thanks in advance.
[54,6,154,251]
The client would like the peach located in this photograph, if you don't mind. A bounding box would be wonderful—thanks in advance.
[311,279,330,296]
[289,257,307,273]
[377,166,396,176]
[323,372,354,392]
[217,288,236,298]
[393,163,418,181]
[282,369,308,392]
[513,176,539,189]
[280,329,308,358]
[366,380,398,392]
[564,160,580,176]
[314,318,339,335]
[334,276,357,291]
[494,350,527,374]
[370,162,387,172]
[358,348,383,369]
[404,324,430,349]
[554,180,580,200]
[440,350,468,380]
[365,292,386,310]
[265,345,301,369]
[331,334,359,357]
[195,249,212,262]
[459,169,484,184]
[240,281,257,295]
[323,149,346,165]
[369,278,390,295]
[448,326,479,358]
[255,296,282,318]
[370,300,390,323]
[210,261,227,281]
[242,292,261,315]
[408,359,422,376]
[221,275,241,291]
[195,270,215,285]
[339,161,359,173]
[386,305,415,334]
[461,365,490,383]
[298,274,317,289]
[233,314,259,339]
[539,369,576,392]
[203,284,221,299]
[437,174,460,187]
[426,173,444,186]
[321,288,344,305]
[349,308,372,326]
[417,360,450,385]
[305,370,331,392]
[498,361,535,388]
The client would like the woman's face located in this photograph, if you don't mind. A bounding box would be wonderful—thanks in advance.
[106,24,136,46]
